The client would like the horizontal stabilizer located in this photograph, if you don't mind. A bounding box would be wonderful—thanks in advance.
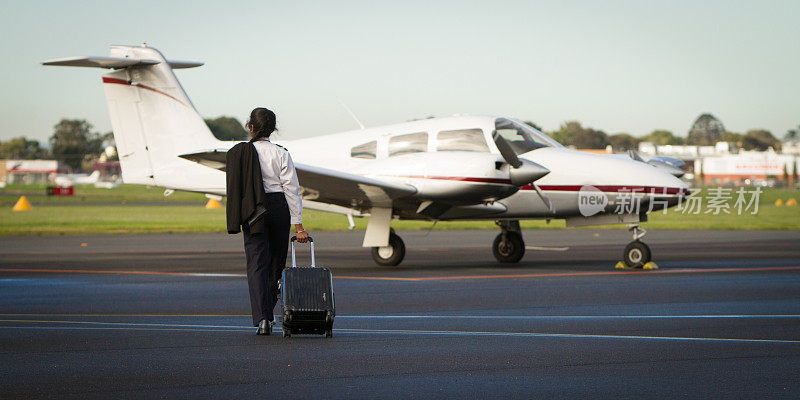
[42,56,203,69]
[165,60,204,69]
[42,56,158,68]
[179,149,229,170]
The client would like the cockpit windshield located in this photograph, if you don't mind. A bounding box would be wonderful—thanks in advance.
[494,117,562,154]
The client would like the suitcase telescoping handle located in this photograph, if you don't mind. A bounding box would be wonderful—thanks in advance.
[290,236,315,268]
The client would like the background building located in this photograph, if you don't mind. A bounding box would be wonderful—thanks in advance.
[696,151,796,186]
[1,159,65,184]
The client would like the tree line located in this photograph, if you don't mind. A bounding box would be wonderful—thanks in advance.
[535,119,788,152]
[0,120,113,171]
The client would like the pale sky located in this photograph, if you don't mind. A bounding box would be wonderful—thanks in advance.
[1,0,798,143]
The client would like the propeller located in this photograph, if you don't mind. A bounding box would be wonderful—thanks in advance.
[493,131,522,169]
[626,149,644,162]
[646,156,686,178]
[628,151,686,178]
[493,132,555,213]
[646,159,686,178]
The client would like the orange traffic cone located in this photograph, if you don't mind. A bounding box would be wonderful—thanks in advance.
[786,198,798,206]
[774,199,784,206]
[205,199,223,209]
[13,196,32,211]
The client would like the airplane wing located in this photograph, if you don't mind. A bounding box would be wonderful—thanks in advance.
[179,150,417,209]
[294,164,416,209]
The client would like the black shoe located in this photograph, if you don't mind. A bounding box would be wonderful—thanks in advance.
[257,319,271,335]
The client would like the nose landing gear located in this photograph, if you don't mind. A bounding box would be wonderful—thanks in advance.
[621,224,654,269]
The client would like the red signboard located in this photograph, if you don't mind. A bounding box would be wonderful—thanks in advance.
[46,186,74,196]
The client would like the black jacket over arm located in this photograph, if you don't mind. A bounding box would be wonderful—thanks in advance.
[226,142,268,234]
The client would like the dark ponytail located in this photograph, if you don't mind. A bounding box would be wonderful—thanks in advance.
[246,107,277,142]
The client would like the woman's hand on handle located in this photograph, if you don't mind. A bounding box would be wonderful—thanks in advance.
[295,224,309,243]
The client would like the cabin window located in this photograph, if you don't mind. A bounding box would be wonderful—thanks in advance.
[388,132,428,157]
[350,141,377,159]
[436,129,490,152]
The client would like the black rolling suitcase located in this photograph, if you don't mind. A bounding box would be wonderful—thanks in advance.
[280,236,335,338]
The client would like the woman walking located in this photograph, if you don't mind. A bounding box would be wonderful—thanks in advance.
[226,107,308,335]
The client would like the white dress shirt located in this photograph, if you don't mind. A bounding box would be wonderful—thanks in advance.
[252,138,303,224]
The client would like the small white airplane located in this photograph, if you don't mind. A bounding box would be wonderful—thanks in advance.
[43,44,690,267]
[54,170,101,187]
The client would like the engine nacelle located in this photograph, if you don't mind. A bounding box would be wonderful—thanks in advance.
[350,152,520,205]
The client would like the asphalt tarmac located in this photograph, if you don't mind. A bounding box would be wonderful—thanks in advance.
[1,229,799,399]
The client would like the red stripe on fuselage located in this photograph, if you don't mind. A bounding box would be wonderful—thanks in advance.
[392,175,513,185]
[384,176,687,195]
[102,77,186,106]
[525,184,689,195]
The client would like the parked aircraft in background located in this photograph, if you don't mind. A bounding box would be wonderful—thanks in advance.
[44,44,690,267]
[54,170,101,187]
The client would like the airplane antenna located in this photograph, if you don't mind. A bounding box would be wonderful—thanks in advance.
[338,99,365,130]
[421,220,438,237]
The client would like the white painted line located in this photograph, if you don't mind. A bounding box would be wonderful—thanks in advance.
[3,314,797,319]
[0,319,250,329]
[0,326,248,332]
[338,328,800,344]
[1,319,798,344]
[0,268,246,278]
[0,313,251,317]
[339,315,800,319]
[525,246,569,251]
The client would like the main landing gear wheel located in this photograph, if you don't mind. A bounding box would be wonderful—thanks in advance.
[492,232,525,263]
[371,232,405,266]
[623,240,651,268]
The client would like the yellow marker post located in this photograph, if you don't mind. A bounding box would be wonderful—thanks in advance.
[12,196,32,211]
[774,199,784,206]
[205,199,223,209]
[786,198,797,207]
[642,261,659,270]
[615,261,658,270]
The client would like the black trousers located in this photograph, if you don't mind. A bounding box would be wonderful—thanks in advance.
[242,193,290,326]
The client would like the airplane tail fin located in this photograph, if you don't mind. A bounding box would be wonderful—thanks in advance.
[43,45,226,191]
